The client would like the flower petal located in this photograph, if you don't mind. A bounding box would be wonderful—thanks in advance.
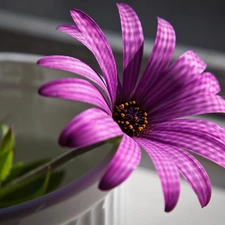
[70,9,118,104]
[145,128,225,168]
[150,94,225,122]
[59,108,123,148]
[99,134,141,190]
[37,55,111,106]
[153,119,225,142]
[149,72,220,114]
[191,72,221,95]
[117,3,144,100]
[135,138,180,212]
[134,17,176,100]
[150,141,211,207]
[140,50,207,109]
[39,78,111,114]
[57,25,92,50]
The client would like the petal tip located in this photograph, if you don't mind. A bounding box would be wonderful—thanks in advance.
[58,131,72,147]
[56,25,63,31]
[116,2,128,8]
[199,194,211,208]
[98,180,113,191]
[165,206,174,213]
[164,200,178,213]
[37,58,43,65]
[38,86,43,95]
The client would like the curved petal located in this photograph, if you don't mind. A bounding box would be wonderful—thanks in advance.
[150,94,225,122]
[150,141,211,207]
[134,17,176,100]
[59,108,123,147]
[145,129,225,168]
[39,78,111,114]
[135,138,180,212]
[117,3,144,100]
[141,50,207,109]
[177,72,220,96]
[37,55,111,106]
[195,72,220,94]
[152,119,225,142]
[57,25,92,50]
[150,72,220,114]
[99,134,141,190]
[70,9,118,104]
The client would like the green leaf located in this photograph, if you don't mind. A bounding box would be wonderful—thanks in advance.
[0,170,64,208]
[32,167,51,197]
[0,127,14,182]
[2,159,49,186]
[0,124,9,138]
[1,162,24,186]
[0,159,65,208]
[0,149,13,182]
[45,170,64,193]
[0,127,14,154]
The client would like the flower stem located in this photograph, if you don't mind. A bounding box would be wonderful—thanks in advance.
[6,141,105,187]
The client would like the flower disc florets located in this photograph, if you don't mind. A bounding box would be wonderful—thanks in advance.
[113,100,148,136]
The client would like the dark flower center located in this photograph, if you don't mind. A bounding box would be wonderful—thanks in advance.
[113,100,148,137]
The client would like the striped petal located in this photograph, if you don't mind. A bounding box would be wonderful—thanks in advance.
[182,72,220,95]
[134,17,176,100]
[70,9,118,104]
[150,94,225,122]
[99,134,141,190]
[59,108,123,148]
[151,141,211,207]
[141,50,207,110]
[117,3,144,100]
[37,55,111,106]
[39,78,111,114]
[153,119,225,142]
[57,25,92,50]
[135,138,180,212]
[145,129,225,168]
[150,72,220,114]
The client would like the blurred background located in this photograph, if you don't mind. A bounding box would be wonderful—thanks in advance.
[1,0,225,52]
[1,0,225,88]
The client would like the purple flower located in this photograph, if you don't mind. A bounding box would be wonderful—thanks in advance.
[38,3,225,212]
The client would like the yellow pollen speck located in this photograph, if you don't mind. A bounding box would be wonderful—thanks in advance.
[132,101,136,105]
[129,125,133,129]
[121,113,125,118]
[125,121,130,125]
[138,127,143,132]
[125,102,129,107]
[142,124,146,128]
[143,112,148,117]
[120,104,124,109]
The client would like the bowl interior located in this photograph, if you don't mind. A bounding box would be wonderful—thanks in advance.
[0,53,110,187]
